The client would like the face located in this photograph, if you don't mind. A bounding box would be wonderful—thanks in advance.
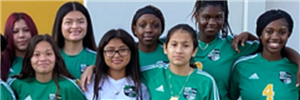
[164,29,197,67]
[31,41,56,75]
[133,14,162,46]
[104,38,131,71]
[13,19,32,51]
[196,5,225,37]
[260,18,290,54]
[61,11,87,42]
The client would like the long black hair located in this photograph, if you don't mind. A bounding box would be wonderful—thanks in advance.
[93,29,142,100]
[12,34,74,100]
[52,1,96,51]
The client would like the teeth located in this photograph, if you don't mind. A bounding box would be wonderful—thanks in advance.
[269,43,280,48]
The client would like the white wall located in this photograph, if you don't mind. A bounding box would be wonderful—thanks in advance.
[85,0,299,52]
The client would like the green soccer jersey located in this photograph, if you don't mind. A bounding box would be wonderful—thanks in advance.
[8,56,23,78]
[194,35,259,100]
[141,63,219,100]
[61,48,96,79]
[230,53,299,100]
[8,76,86,100]
[139,44,169,68]
[1,79,16,100]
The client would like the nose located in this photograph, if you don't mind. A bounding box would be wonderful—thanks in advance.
[71,22,78,28]
[175,46,183,54]
[145,25,153,33]
[18,31,25,38]
[271,32,280,40]
[39,53,47,61]
[208,18,217,25]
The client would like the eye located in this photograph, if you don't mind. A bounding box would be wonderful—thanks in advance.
[13,30,19,34]
[78,20,85,24]
[171,43,177,47]
[279,30,288,35]
[33,53,40,57]
[23,28,30,32]
[184,44,189,47]
[46,52,53,56]
[139,23,146,28]
[265,30,273,35]
[153,23,160,29]
[64,21,72,25]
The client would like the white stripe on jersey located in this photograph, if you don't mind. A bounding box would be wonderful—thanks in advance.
[61,75,86,95]
[196,70,220,100]
[232,54,258,70]
[1,79,16,100]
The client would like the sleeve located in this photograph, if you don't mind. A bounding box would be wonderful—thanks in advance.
[207,75,220,100]
[234,40,259,58]
[141,62,168,86]
[229,63,241,100]
[140,83,150,100]
[1,80,16,100]
[65,79,87,100]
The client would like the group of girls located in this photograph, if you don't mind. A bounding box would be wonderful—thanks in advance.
[1,0,300,100]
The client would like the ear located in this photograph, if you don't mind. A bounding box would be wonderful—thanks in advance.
[163,43,167,54]
[192,47,198,57]
[132,25,137,37]
[195,12,200,22]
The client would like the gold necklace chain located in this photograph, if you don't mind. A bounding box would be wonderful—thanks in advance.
[168,69,193,100]
[199,43,209,50]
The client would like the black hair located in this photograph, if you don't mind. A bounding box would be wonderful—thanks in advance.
[52,1,96,51]
[93,29,142,100]
[254,9,293,57]
[192,0,233,38]
[1,34,7,52]
[165,24,198,68]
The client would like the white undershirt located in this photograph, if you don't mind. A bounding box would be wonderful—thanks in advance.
[84,75,150,100]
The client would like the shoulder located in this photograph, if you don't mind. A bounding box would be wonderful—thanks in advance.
[84,48,97,55]
[194,69,216,83]
[140,61,169,72]
[233,53,258,68]
[59,76,83,91]
[7,78,24,86]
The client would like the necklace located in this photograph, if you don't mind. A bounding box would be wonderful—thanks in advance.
[199,43,209,50]
[108,77,127,95]
[168,69,193,100]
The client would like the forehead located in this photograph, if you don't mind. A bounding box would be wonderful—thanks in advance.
[14,19,28,28]
[136,14,161,23]
[34,41,53,51]
[63,10,86,19]
[199,5,224,15]
[265,18,289,29]
[104,38,128,48]
[169,30,193,42]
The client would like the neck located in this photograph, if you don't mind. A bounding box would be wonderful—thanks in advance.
[138,43,158,53]
[261,50,282,61]
[15,50,26,58]
[108,68,126,80]
[169,63,193,76]
[199,32,216,43]
[35,73,52,83]
[63,40,83,55]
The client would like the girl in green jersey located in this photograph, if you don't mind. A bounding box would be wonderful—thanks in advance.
[141,24,219,100]
[8,34,86,100]
[230,9,299,100]
[191,1,300,100]
[1,13,38,81]
[52,1,97,79]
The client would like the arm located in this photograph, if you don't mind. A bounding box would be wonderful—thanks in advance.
[229,65,241,100]
[232,32,258,53]
[285,47,300,86]
[67,80,87,100]
[80,65,95,92]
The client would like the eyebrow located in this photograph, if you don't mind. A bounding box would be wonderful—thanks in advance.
[64,17,85,21]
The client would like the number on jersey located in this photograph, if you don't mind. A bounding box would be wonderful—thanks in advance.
[262,84,274,100]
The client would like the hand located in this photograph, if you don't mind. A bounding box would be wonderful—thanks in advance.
[80,65,95,92]
[231,32,250,53]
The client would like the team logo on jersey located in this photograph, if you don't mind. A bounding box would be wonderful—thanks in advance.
[49,93,61,100]
[208,49,220,61]
[80,64,88,73]
[183,87,197,100]
[279,71,292,84]
[123,85,136,98]
[195,62,203,70]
